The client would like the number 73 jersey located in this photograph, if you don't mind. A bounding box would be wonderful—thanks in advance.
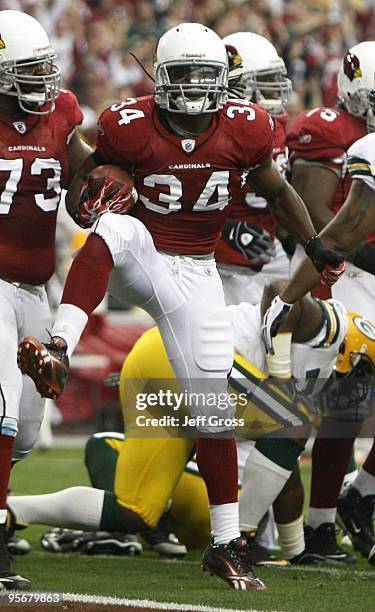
[96,96,274,255]
[0,90,83,285]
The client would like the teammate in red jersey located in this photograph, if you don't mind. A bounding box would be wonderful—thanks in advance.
[0,10,91,590]
[216,32,293,307]
[18,23,342,591]
[263,41,375,563]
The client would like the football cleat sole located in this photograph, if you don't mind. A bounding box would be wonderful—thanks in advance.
[17,337,67,400]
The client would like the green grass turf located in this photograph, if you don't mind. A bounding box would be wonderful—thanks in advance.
[9,447,375,611]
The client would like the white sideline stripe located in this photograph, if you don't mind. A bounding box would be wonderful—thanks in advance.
[164,558,375,578]
[63,593,278,611]
[284,566,375,578]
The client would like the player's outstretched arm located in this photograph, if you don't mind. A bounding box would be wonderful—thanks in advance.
[262,178,374,352]
[247,157,343,274]
[281,179,375,304]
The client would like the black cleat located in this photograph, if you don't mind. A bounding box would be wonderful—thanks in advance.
[41,528,142,556]
[140,509,187,558]
[242,531,289,568]
[5,506,30,555]
[304,523,356,564]
[7,534,31,556]
[336,486,375,559]
[0,571,31,591]
[0,524,30,590]
[17,335,69,400]
[289,549,327,564]
[202,537,267,591]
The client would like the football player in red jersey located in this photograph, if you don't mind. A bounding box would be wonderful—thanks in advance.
[263,41,375,563]
[18,23,343,591]
[216,32,293,307]
[0,10,91,590]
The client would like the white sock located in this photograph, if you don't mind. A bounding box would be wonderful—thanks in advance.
[277,515,304,559]
[210,502,240,545]
[239,447,291,531]
[353,468,375,497]
[52,304,88,359]
[8,487,104,530]
[307,507,336,529]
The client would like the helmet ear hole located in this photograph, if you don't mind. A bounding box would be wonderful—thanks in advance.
[339,341,346,354]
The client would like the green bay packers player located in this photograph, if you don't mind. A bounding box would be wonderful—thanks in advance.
[8,282,364,564]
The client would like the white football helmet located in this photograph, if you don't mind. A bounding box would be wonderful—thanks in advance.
[154,23,228,114]
[223,32,292,116]
[337,41,375,132]
[0,10,60,114]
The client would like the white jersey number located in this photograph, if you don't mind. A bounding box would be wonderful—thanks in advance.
[139,171,230,214]
[0,158,62,215]
[111,98,145,126]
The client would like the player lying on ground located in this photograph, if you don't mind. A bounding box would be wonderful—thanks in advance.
[10,283,369,566]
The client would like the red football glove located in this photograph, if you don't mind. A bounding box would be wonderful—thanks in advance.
[76,174,138,229]
[320,260,346,287]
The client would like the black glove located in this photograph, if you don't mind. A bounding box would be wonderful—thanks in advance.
[222,220,276,263]
[304,235,344,273]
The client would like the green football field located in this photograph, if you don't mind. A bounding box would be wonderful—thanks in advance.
[9,447,375,611]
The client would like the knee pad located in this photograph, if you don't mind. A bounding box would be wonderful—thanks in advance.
[193,309,233,373]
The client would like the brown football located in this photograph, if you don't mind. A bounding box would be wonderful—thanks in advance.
[88,164,137,211]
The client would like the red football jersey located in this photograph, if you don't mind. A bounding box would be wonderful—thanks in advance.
[95,96,274,255]
[287,106,367,216]
[0,90,83,285]
[215,114,288,268]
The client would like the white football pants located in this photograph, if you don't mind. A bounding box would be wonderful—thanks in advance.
[0,279,50,459]
[93,213,234,433]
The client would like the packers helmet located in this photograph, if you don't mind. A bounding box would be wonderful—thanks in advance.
[323,312,375,420]
[336,312,375,374]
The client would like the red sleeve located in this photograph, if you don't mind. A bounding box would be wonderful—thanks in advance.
[56,89,83,129]
[286,108,348,163]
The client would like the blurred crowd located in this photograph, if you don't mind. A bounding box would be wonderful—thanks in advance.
[3,0,375,141]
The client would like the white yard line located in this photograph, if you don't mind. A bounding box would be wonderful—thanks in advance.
[63,592,279,612]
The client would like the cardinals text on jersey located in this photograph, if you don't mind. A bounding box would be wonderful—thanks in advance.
[0,90,83,285]
[95,96,274,255]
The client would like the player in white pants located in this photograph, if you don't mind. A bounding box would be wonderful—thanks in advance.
[18,23,343,592]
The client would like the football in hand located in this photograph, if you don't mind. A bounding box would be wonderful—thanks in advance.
[77,164,138,228]
[88,164,138,213]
